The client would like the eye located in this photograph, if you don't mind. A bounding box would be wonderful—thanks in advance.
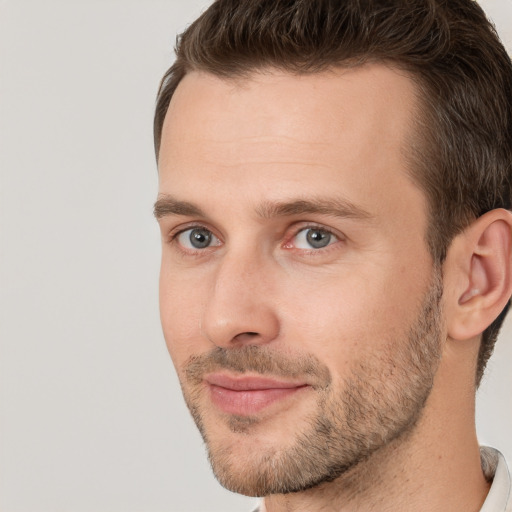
[292,227,338,249]
[176,227,220,250]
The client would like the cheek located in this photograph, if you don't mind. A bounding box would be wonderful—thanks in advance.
[159,266,206,363]
[279,267,426,364]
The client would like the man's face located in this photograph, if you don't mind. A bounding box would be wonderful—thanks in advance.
[156,66,444,496]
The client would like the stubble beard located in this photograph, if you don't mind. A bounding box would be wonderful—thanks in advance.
[178,270,444,497]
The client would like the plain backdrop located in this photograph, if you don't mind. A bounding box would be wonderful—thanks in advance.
[0,1,511,511]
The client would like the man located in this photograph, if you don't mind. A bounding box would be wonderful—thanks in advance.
[153,0,512,510]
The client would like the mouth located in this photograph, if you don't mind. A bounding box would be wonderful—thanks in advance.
[204,373,309,416]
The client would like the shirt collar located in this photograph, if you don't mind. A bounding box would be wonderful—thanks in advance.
[479,447,511,512]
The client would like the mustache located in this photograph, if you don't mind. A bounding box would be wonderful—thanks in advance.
[184,345,332,389]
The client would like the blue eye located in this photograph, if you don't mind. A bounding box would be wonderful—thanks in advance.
[293,227,337,249]
[177,227,219,249]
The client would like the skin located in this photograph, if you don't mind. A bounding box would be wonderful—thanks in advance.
[156,65,497,511]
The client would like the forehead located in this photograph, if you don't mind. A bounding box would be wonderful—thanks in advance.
[159,64,419,160]
[157,65,424,230]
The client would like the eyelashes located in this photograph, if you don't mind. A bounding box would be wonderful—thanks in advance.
[168,223,344,256]
[176,227,221,250]
[285,226,340,250]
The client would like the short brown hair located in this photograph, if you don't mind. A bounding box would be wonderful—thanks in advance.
[154,0,512,385]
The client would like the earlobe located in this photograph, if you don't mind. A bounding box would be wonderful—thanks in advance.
[446,209,512,341]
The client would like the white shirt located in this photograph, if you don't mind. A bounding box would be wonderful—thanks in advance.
[252,447,511,512]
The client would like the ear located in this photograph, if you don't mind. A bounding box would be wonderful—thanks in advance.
[444,209,512,341]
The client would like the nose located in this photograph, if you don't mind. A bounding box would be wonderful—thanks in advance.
[201,251,280,348]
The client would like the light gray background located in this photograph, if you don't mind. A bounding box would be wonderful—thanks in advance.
[0,1,511,511]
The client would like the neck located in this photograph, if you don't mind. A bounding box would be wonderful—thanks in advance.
[264,349,490,512]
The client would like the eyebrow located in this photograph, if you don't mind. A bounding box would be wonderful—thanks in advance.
[154,196,206,219]
[255,198,373,221]
[154,194,373,221]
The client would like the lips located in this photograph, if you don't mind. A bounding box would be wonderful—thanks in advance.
[205,373,308,416]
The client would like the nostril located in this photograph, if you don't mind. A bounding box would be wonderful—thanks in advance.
[233,331,260,343]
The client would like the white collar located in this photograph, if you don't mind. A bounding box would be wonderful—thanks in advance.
[480,447,512,512]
